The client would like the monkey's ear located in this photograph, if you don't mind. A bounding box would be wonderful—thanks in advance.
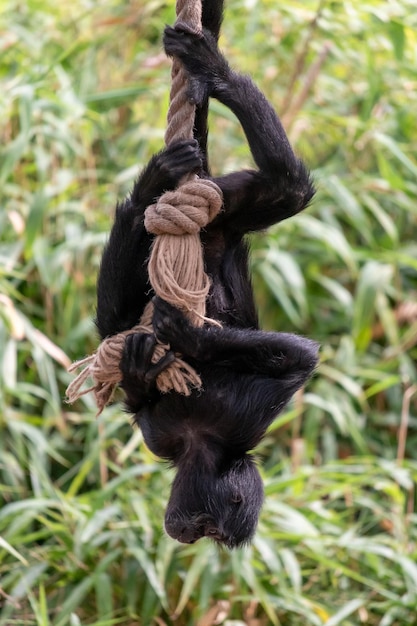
[231,493,243,504]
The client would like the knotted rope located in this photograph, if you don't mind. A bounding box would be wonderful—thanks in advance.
[66,0,223,414]
[145,179,222,324]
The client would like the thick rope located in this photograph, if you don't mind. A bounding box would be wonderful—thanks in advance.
[165,0,203,147]
[144,1,223,326]
[144,179,222,326]
[66,0,223,414]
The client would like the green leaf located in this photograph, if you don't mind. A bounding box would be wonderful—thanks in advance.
[129,546,168,610]
[95,573,114,619]
[79,505,120,544]
[174,544,212,615]
[352,261,393,351]
[374,132,417,178]
[54,578,94,626]
[388,20,405,61]
[324,598,365,626]
[0,535,29,565]
[84,86,148,112]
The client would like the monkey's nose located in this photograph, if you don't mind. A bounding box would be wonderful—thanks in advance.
[164,518,202,544]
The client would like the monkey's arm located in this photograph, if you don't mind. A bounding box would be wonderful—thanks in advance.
[163,26,315,234]
[96,140,203,340]
[153,298,319,381]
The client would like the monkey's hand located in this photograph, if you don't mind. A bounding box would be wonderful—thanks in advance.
[120,332,176,399]
[137,139,203,206]
[152,297,201,358]
[163,25,231,104]
[153,139,203,182]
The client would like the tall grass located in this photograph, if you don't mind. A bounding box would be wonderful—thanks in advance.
[1,0,416,624]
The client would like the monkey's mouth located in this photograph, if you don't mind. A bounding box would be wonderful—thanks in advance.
[165,513,227,545]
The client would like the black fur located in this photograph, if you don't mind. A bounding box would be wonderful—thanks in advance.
[96,14,318,548]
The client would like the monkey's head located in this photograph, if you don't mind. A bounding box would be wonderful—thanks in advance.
[164,454,264,548]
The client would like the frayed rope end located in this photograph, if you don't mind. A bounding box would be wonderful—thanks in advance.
[65,353,117,417]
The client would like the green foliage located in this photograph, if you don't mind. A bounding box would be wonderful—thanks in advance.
[1,0,417,624]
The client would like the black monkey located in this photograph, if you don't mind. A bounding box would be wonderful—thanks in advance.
[96,14,318,548]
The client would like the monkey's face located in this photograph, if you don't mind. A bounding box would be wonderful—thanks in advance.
[164,455,264,548]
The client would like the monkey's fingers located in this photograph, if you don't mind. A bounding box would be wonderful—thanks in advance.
[122,332,156,379]
[144,351,176,384]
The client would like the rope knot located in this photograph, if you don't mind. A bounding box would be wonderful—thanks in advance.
[144,179,223,236]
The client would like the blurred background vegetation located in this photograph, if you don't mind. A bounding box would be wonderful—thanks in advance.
[1,0,417,624]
